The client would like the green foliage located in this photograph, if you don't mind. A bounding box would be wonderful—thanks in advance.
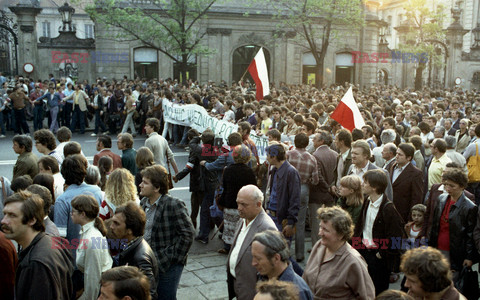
[400,0,446,63]
[269,0,364,51]
[82,0,217,63]
[249,0,364,86]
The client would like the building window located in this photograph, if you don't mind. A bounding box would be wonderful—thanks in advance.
[232,45,270,82]
[302,52,318,85]
[335,52,355,85]
[134,48,158,79]
[85,24,94,39]
[42,21,50,38]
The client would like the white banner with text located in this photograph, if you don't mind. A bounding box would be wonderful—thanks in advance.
[162,100,269,161]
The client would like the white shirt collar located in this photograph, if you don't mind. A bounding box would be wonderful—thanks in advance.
[369,195,383,208]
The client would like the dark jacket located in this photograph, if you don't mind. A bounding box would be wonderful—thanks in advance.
[268,160,301,225]
[117,237,159,300]
[220,163,256,209]
[334,149,352,186]
[137,93,153,113]
[235,107,244,122]
[271,118,287,133]
[427,192,477,271]
[121,148,138,176]
[388,162,424,223]
[310,145,338,206]
[200,143,220,194]
[421,184,474,239]
[16,233,74,300]
[176,136,204,192]
[354,195,405,272]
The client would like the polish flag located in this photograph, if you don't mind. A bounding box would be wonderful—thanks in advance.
[248,48,270,100]
[330,86,365,131]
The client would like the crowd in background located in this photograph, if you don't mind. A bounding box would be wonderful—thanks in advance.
[1,72,480,299]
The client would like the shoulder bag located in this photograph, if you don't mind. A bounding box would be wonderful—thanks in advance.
[467,143,480,183]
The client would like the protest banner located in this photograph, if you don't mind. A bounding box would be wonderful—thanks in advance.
[162,100,269,162]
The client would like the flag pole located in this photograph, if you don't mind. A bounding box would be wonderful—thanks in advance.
[239,67,250,82]
[240,47,262,82]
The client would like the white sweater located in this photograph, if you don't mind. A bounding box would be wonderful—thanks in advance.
[76,221,113,300]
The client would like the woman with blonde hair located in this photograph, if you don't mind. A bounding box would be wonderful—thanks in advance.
[336,175,364,225]
[71,195,112,300]
[135,146,155,195]
[99,168,139,220]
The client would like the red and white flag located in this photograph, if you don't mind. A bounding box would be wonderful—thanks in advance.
[248,48,270,100]
[330,86,365,131]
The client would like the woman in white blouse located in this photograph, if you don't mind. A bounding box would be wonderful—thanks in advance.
[71,195,113,300]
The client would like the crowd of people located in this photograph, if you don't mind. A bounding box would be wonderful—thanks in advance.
[1,73,480,300]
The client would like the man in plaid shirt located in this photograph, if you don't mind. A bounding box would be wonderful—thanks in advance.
[286,133,319,262]
[140,165,195,300]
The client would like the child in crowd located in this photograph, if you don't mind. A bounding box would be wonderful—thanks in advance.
[405,204,426,247]
[336,175,364,225]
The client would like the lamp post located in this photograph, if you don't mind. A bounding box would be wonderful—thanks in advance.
[58,2,75,32]
[378,19,389,54]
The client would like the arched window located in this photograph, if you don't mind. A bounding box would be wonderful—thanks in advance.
[378,69,388,85]
[232,45,270,82]
[134,48,158,79]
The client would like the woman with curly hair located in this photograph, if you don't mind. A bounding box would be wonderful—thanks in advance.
[99,168,139,220]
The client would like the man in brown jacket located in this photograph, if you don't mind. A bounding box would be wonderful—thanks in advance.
[309,130,338,245]
[9,86,30,135]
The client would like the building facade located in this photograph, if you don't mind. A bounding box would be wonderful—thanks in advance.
[2,0,480,90]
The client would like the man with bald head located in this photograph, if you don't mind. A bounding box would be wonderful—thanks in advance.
[227,185,277,300]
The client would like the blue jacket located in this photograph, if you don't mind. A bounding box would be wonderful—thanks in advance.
[259,264,313,300]
[269,160,300,225]
[54,183,103,259]
[36,92,61,108]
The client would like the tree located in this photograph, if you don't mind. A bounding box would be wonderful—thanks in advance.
[399,0,446,90]
[83,0,218,82]
[267,0,363,88]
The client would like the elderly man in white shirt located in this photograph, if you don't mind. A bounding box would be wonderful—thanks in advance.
[227,185,277,300]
